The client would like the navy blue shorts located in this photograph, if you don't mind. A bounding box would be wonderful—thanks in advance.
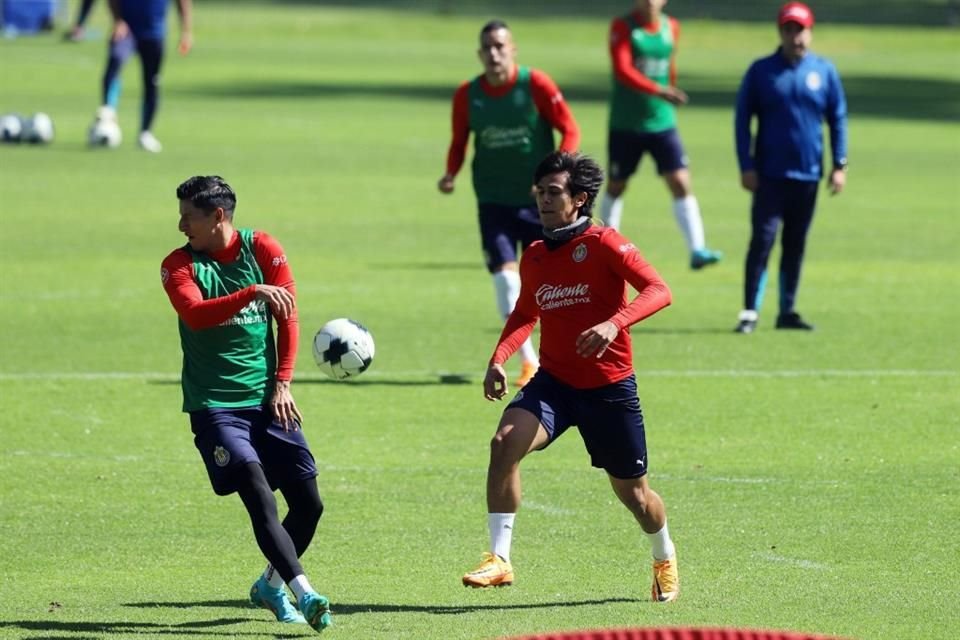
[477,202,543,272]
[189,406,318,496]
[607,128,689,180]
[506,370,649,479]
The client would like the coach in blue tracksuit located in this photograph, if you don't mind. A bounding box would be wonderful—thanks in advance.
[733,2,848,334]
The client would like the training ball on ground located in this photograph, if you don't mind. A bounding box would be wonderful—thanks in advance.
[22,112,54,144]
[312,318,375,380]
[1,113,23,142]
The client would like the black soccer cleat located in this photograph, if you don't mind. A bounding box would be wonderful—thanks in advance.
[775,312,814,331]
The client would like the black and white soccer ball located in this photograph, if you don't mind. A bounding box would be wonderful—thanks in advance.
[22,112,54,144]
[1,113,23,143]
[312,318,375,380]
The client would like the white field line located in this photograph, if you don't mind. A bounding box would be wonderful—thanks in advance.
[0,369,956,382]
[755,551,831,571]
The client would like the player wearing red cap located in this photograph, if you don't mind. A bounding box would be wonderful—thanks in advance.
[733,2,848,333]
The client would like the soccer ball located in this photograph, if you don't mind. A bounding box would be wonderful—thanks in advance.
[22,112,54,144]
[312,318,375,380]
[88,106,122,148]
[0,113,23,142]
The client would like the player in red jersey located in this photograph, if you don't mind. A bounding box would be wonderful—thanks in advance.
[461,152,680,602]
[438,20,581,388]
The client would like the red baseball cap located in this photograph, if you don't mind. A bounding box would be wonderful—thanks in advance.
[778,2,815,28]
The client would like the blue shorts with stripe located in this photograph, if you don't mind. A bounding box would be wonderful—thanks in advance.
[477,202,543,273]
[607,127,689,180]
[506,369,649,479]
[189,406,317,496]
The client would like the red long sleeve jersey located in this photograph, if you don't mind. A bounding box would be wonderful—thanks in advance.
[491,226,671,389]
[445,65,581,178]
[609,13,680,94]
[160,230,299,381]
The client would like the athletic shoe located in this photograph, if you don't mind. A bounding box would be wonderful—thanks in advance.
[249,576,305,624]
[734,309,758,334]
[462,552,514,588]
[690,248,722,270]
[137,130,162,153]
[516,361,538,388]
[776,312,814,331]
[298,591,332,632]
[651,554,680,603]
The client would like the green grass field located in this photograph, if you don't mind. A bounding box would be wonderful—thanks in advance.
[1,2,959,639]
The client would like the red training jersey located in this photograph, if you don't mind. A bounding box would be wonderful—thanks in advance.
[609,13,680,94]
[445,65,581,178]
[160,230,299,381]
[491,225,671,389]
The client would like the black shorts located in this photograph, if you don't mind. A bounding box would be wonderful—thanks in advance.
[190,406,318,496]
[607,128,689,180]
[506,369,649,479]
[477,202,543,272]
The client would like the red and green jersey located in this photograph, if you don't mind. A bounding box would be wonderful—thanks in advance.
[445,65,580,206]
[162,229,292,412]
[609,13,679,134]
[467,65,555,206]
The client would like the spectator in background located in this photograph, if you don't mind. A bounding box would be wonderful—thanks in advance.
[438,19,581,388]
[601,0,722,271]
[733,2,848,333]
[89,0,193,152]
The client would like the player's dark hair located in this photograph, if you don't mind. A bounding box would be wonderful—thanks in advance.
[176,176,237,216]
[480,19,510,39]
[533,151,605,218]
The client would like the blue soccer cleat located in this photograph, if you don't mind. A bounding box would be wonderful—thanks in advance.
[249,576,306,624]
[690,248,722,270]
[299,591,332,632]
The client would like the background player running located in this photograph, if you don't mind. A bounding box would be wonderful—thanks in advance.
[438,19,581,387]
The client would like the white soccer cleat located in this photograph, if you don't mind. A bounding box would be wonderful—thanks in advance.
[137,130,163,153]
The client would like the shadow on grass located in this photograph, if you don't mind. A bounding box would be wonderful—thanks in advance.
[123,597,639,615]
[0,617,300,637]
[173,73,960,123]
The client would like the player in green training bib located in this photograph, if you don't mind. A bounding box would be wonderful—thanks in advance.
[601,0,721,271]
[160,176,331,633]
[438,19,581,389]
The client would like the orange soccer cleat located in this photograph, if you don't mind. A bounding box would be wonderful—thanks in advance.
[462,552,514,588]
[651,554,680,602]
[516,361,538,388]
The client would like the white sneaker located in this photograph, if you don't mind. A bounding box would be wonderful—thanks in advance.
[137,130,162,153]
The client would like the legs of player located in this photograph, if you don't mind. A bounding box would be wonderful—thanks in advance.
[492,263,538,387]
[135,38,164,152]
[608,474,679,602]
[600,178,628,231]
[737,179,782,333]
[236,463,331,631]
[463,407,549,587]
[663,168,722,270]
[776,181,818,330]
